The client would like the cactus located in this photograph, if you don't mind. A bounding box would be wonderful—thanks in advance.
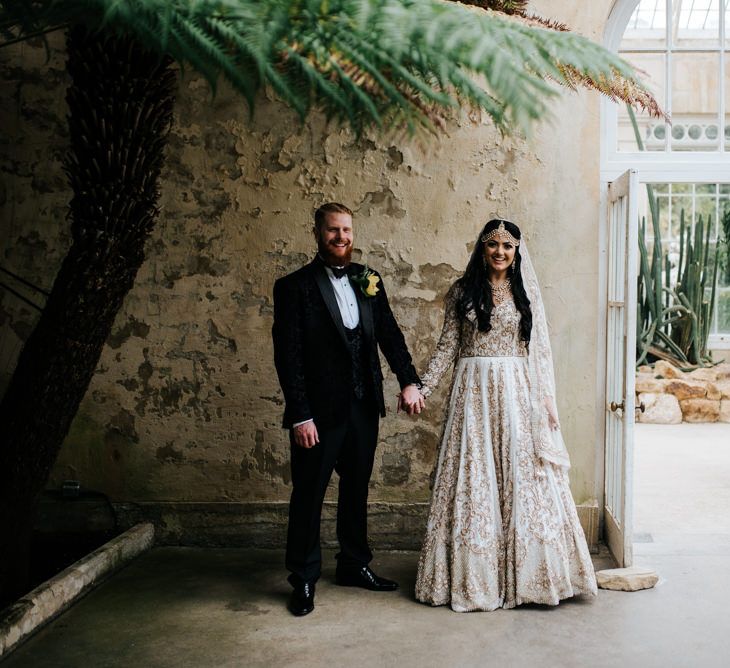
[636,207,719,367]
[628,104,720,368]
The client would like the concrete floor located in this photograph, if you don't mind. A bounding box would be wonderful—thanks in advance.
[4,423,730,668]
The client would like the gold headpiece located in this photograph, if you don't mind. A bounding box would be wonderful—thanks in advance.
[480,221,520,246]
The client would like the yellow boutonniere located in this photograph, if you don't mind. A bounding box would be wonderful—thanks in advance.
[365,274,380,296]
[352,266,380,298]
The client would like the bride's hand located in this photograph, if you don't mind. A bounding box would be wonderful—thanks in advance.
[544,397,560,431]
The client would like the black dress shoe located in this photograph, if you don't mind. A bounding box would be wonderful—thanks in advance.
[288,581,315,616]
[335,565,398,591]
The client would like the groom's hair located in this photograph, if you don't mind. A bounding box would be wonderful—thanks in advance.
[314,202,353,231]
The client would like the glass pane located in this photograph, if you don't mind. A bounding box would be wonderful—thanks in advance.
[695,194,717,229]
[617,52,666,151]
[673,0,720,48]
[639,183,660,235]
[639,184,669,258]
[725,54,730,150]
[696,183,718,194]
[671,52,720,150]
[621,0,667,49]
[671,195,693,240]
[717,288,730,332]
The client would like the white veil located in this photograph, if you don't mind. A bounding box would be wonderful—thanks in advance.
[519,241,572,470]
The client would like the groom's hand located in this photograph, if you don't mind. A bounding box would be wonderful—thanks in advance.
[293,421,319,448]
[398,384,425,415]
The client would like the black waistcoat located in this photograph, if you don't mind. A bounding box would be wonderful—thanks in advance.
[344,324,371,400]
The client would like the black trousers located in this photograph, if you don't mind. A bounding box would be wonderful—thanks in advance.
[285,397,379,584]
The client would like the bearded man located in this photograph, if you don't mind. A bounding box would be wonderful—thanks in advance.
[272,202,424,616]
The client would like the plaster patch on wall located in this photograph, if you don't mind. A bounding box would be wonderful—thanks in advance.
[107,316,151,349]
[247,429,291,486]
[156,441,185,463]
[357,187,407,219]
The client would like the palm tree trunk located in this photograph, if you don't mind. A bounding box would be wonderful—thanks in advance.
[0,26,176,606]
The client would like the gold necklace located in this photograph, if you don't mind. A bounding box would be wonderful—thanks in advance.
[489,278,512,304]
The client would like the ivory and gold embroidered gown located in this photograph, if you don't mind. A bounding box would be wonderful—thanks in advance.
[414,279,597,612]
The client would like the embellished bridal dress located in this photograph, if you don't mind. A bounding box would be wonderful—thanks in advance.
[414,245,597,612]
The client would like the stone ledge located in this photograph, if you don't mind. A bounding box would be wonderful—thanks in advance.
[637,361,730,423]
[113,500,600,553]
[0,522,154,659]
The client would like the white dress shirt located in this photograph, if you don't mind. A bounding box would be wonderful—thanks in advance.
[324,265,360,329]
[293,264,360,428]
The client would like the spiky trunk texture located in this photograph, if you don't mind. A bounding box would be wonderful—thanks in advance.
[0,26,175,607]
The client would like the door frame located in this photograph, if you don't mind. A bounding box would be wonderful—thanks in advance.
[597,169,639,567]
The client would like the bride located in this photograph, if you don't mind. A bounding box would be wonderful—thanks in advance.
[414,219,597,612]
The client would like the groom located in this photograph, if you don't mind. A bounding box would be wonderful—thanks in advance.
[272,202,424,616]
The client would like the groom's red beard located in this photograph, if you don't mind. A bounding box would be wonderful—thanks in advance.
[318,240,353,267]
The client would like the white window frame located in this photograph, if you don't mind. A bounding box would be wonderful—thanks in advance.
[601,0,730,348]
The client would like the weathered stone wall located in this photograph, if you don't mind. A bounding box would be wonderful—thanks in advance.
[1,2,610,544]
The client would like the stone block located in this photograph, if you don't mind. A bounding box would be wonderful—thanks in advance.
[706,383,722,401]
[687,367,718,382]
[679,398,721,422]
[654,360,683,379]
[714,362,730,381]
[665,379,707,400]
[596,566,659,591]
[637,392,682,424]
[720,400,730,423]
[635,375,669,394]
[715,380,730,399]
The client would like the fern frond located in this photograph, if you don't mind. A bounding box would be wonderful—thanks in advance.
[0,0,664,135]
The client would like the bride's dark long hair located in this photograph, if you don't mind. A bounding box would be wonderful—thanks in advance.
[455,219,532,345]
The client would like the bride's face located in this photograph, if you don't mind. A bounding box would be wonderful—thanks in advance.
[483,238,516,276]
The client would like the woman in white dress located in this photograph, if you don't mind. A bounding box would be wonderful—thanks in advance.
[414,219,597,612]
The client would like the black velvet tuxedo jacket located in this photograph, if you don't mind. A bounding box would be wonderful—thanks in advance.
[272,257,420,429]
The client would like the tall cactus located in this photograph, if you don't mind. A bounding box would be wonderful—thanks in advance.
[636,207,719,367]
[671,212,719,364]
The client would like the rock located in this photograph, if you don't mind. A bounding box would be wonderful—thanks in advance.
[720,400,730,423]
[637,364,654,375]
[714,362,730,381]
[679,398,721,422]
[635,375,668,394]
[715,380,730,400]
[596,566,659,591]
[687,367,718,382]
[654,360,683,379]
[638,392,682,424]
[706,383,722,401]
[664,379,706,400]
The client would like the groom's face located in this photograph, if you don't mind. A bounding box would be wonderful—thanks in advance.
[315,212,354,266]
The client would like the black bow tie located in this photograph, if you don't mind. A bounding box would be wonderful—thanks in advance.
[330,265,349,279]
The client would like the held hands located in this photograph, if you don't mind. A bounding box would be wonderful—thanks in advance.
[397,384,426,416]
[292,420,319,448]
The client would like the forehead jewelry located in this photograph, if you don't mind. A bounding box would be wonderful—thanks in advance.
[480,221,520,246]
